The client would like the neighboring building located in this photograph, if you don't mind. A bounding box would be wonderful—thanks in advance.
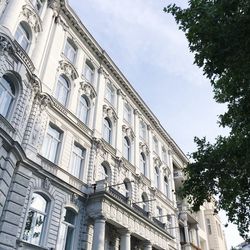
[0,0,227,250]
[235,242,250,250]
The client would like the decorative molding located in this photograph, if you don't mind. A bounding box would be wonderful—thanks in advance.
[122,125,135,140]
[139,142,149,155]
[153,156,162,167]
[43,177,51,190]
[58,60,78,80]
[21,5,42,33]
[80,81,96,100]
[103,104,117,122]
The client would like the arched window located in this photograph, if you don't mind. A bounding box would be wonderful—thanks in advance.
[23,193,48,245]
[57,208,77,249]
[154,166,160,189]
[0,75,15,117]
[140,153,147,176]
[105,83,115,105]
[103,118,112,143]
[78,95,90,124]
[142,193,148,211]
[164,176,169,198]
[15,22,31,51]
[70,143,85,178]
[99,163,108,180]
[123,136,131,161]
[55,75,70,106]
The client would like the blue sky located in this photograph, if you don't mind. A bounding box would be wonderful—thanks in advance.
[68,0,243,247]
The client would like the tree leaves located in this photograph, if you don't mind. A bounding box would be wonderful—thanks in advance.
[165,0,250,239]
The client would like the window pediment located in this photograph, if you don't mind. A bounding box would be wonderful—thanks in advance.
[153,156,162,167]
[103,104,117,121]
[21,5,42,33]
[58,60,78,80]
[139,142,149,155]
[80,82,96,100]
[122,125,135,140]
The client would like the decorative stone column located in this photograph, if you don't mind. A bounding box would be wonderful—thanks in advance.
[92,215,106,250]
[120,229,131,250]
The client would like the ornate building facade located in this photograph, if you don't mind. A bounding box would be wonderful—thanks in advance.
[0,0,227,249]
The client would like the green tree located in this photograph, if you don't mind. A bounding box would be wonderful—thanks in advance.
[164,0,250,239]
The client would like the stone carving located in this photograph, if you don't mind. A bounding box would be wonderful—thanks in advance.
[43,177,51,190]
[122,125,135,140]
[139,142,149,155]
[58,60,78,80]
[0,36,12,52]
[22,5,42,33]
[153,156,162,167]
[80,82,96,100]
[103,104,117,121]
[48,0,61,12]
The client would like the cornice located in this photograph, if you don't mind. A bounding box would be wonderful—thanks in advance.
[58,0,188,164]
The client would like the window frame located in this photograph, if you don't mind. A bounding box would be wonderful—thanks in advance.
[84,60,95,84]
[77,95,90,125]
[123,103,132,124]
[64,38,77,64]
[15,22,31,52]
[154,166,160,189]
[22,192,49,246]
[103,118,112,144]
[123,136,131,161]
[105,82,115,106]
[140,152,147,176]
[55,75,70,107]
[0,74,16,118]
[41,123,63,164]
[70,143,85,179]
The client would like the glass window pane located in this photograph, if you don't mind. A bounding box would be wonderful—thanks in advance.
[30,193,47,212]
[65,227,74,250]
[78,96,89,124]
[65,209,75,224]
[0,76,15,117]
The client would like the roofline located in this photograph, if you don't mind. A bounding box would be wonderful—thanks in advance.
[59,0,189,163]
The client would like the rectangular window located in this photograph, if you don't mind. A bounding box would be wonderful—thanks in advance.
[70,144,85,178]
[123,103,132,124]
[84,60,94,84]
[153,137,159,154]
[206,218,212,234]
[64,39,77,64]
[42,124,62,163]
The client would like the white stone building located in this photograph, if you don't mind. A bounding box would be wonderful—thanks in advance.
[0,0,227,249]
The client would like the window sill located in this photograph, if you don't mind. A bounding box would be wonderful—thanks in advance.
[16,239,50,250]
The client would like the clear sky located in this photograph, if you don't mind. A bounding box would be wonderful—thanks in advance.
[68,0,243,247]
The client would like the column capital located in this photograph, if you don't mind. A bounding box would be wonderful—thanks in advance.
[119,228,131,235]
